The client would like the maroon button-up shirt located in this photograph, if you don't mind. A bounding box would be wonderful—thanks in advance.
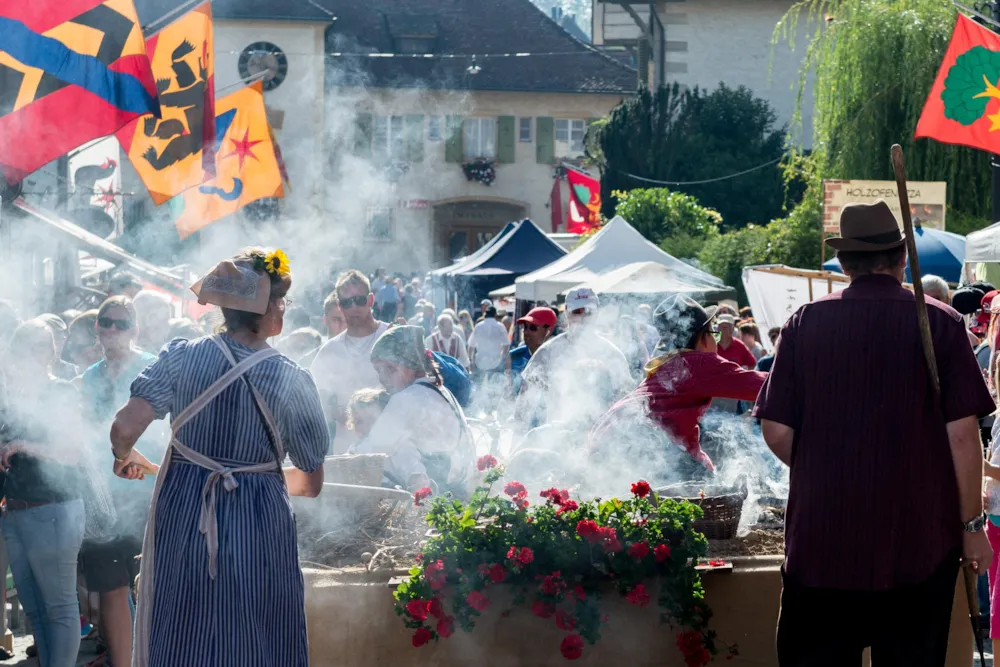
[754,274,995,591]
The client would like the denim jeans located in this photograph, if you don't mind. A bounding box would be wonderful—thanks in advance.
[2,500,85,667]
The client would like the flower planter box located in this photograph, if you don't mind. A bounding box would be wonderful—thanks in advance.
[304,558,973,666]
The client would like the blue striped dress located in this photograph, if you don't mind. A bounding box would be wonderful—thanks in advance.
[130,336,328,667]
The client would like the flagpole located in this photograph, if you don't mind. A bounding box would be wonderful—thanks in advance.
[142,0,206,35]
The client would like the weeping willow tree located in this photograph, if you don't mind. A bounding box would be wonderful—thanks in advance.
[777,0,992,233]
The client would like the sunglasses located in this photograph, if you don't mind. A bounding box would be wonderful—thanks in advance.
[570,308,589,316]
[525,324,550,332]
[339,295,369,309]
[98,317,132,331]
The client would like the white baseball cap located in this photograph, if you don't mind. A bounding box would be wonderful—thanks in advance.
[481,299,492,306]
[566,287,600,313]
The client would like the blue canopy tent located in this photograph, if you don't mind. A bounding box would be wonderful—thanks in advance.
[446,219,567,311]
[822,225,967,283]
[429,220,518,277]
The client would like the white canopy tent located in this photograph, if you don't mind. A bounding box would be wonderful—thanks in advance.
[966,222,1000,263]
[513,216,724,301]
[742,265,853,352]
[562,261,737,301]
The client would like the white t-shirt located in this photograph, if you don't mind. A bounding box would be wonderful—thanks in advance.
[515,328,634,428]
[353,379,471,487]
[310,321,391,453]
[470,319,509,370]
[425,331,470,367]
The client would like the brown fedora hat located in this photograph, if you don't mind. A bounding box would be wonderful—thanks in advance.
[826,199,905,252]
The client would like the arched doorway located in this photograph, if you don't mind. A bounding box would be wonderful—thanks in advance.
[432,199,528,264]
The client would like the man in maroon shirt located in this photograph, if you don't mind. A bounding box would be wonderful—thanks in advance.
[755,200,995,666]
[589,296,765,476]
[716,314,757,369]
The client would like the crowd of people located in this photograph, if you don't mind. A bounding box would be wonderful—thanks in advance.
[8,201,1000,667]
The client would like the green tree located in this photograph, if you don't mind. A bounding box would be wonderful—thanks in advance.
[612,187,722,248]
[597,84,789,229]
[776,0,992,227]
[697,157,822,303]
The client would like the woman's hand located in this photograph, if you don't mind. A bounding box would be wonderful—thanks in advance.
[113,448,159,480]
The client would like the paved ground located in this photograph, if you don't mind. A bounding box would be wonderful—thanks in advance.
[976,638,995,667]
[5,633,100,667]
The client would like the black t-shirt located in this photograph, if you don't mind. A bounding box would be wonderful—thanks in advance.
[0,377,84,504]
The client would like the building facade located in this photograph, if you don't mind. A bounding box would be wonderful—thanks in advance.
[324,0,636,272]
[592,0,814,147]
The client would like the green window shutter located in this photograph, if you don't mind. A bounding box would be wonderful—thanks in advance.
[353,113,372,158]
[536,116,555,164]
[405,114,424,163]
[497,116,516,163]
[445,115,464,163]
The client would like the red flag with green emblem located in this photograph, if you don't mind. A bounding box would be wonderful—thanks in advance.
[915,14,1000,151]
[565,167,602,234]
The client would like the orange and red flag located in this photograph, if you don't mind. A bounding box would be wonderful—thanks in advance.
[116,1,215,205]
[916,14,1000,152]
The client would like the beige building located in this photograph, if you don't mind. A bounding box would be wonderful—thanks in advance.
[327,0,636,272]
[592,0,814,147]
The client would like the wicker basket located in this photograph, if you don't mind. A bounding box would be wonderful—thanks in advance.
[658,480,748,540]
[322,454,389,519]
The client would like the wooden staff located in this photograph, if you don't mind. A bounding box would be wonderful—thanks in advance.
[890,144,983,660]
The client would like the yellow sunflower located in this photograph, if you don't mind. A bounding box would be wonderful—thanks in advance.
[264,248,291,277]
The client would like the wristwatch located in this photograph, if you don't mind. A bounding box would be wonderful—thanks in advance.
[963,514,986,533]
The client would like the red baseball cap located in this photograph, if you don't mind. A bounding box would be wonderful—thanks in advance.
[517,307,557,328]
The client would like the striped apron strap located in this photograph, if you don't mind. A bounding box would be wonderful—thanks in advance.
[132,338,282,667]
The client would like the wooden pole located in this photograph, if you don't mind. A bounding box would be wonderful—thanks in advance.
[891,144,982,659]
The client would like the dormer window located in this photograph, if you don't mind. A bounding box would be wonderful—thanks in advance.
[387,14,439,55]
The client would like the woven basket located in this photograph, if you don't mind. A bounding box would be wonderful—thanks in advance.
[658,480,748,540]
[322,454,389,519]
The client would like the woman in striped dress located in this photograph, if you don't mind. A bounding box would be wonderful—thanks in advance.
[109,248,327,667]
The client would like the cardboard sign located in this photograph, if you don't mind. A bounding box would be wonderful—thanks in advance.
[823,179,947,233]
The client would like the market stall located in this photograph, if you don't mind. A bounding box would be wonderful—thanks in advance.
[565,261,736,304]
[966,220,1000,285]
[445,219,566,311]
[514,216,724,302]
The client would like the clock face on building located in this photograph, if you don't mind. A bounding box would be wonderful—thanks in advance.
[238,41,288,91]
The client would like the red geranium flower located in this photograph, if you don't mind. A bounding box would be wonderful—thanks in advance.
[466,590,490,612]
[488,563,507,583]
[412,626,432,647]
[504,481,527,497]
[414,487,433,506]
[436,616,455,638]
[599,527,622,553]
[561,634,585,660]
[518,546,534,564]
[406,599,431,621]
[630,480,651,498]
[514,491,530,510]
[476,454,498,471]
[539,573,565,595]
[573,584,587,601]
[626,584,651,607]
[576,520,601,542]
[428,597,444,620]
[556,609,577,631]
[532,599,556,618]
[556,500,579,515]
[654,544,672,563]
[628,541,650,560]
[424,559,447,590]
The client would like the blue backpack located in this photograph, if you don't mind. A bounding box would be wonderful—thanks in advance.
[431,351,472,408]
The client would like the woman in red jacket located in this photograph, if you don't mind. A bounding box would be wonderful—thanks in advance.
[589,296,766,480]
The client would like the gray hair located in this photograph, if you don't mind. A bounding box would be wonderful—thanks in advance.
[437,313,455,327]
[920,275,950,303]
[132,289,173,315]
